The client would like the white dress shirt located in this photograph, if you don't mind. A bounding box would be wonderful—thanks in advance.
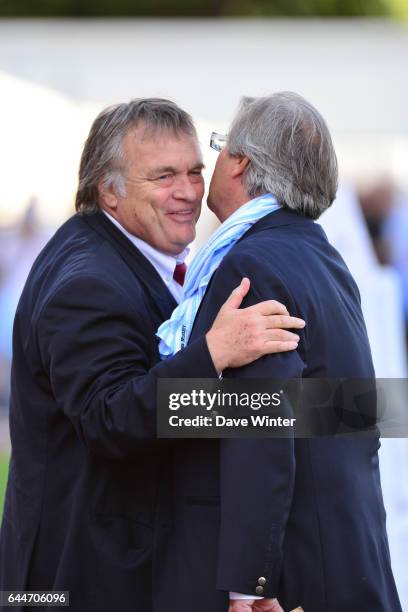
[102,210,187,303]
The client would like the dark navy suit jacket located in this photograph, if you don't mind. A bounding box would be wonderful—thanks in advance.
[0,211,218,612]
[184,208,402,612]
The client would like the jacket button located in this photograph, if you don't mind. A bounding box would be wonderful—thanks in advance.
[258,577,267,586]
[255,586,264,595]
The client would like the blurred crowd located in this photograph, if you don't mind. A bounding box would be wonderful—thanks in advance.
[0,198,50,409]
[360,178,408,345]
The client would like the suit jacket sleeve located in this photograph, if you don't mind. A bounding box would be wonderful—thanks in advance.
[37,274,217,460]
[205,252,306,598]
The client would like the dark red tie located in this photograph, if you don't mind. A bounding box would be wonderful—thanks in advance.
[173,262,187,286]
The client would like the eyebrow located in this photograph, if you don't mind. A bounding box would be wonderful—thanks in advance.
[150,162,205,175]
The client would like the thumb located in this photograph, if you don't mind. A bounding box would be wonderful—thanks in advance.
[222,277,250,310]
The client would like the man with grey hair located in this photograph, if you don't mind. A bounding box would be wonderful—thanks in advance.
[0,98,304,612]
[176,92,401,611]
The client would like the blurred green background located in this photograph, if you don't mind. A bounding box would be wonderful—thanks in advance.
[0,456,9,516]
[0,0,407,18]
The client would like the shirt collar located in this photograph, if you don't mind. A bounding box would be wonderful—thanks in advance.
[102,210,189,286]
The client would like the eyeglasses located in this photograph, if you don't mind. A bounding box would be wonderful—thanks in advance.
[210,132,227,152]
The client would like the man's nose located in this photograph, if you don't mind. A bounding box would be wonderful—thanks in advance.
[173,175,198,202]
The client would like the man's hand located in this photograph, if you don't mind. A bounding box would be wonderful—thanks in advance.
[206,277,305,373]
[228,597,284,611]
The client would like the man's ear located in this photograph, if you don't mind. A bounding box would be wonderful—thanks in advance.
[97,179,118,211]
[231,155,250,179]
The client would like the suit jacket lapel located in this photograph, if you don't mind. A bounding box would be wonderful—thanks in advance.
[82,211,177,321]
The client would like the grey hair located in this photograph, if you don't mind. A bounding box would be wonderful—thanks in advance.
[75,98,197,214]
[227,92,338,219]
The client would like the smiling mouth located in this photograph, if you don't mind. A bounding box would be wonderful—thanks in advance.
[167,209,196,221]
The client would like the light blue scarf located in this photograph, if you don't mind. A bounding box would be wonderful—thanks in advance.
[157,193,281,358]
